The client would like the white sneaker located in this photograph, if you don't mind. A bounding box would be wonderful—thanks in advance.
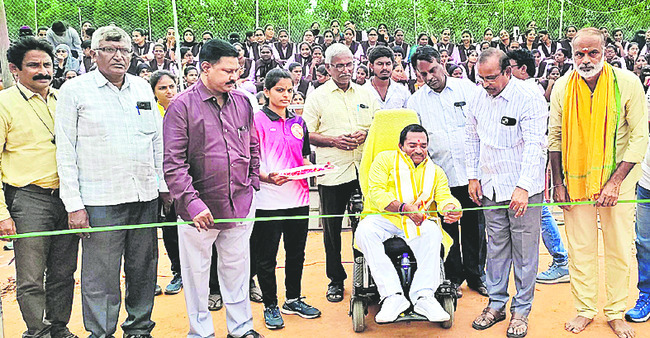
[413,296,450,322]
[375,294,411,323]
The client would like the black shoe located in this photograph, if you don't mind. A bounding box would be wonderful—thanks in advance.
[123,334,152,338]
[468,282,489,297]
[326,284,344,303]
[51,326,78,338]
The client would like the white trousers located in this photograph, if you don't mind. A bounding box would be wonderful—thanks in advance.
[178,200,256,338]
[355,215,442,301]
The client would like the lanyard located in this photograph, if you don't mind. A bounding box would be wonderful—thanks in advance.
[17,86,57,144]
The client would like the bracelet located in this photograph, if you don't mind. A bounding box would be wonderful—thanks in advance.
[398,203,405,213]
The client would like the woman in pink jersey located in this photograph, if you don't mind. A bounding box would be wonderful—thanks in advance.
[251,69,321,330]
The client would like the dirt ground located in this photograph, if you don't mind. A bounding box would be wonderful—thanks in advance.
[2,225,650,338]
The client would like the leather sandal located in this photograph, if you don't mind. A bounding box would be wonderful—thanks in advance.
[472,307,506,330]
[506,314,529,338]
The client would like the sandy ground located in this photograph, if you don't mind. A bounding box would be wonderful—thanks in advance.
[1,207,650,337]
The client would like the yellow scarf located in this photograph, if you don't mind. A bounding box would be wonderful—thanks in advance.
[562,63,620,201]
[394,150,436,239]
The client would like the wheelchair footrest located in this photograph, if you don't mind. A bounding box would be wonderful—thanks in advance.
[375,310,429,324]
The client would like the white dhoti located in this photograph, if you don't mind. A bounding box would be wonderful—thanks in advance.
[355,214,443,302]
[178,199,256,338]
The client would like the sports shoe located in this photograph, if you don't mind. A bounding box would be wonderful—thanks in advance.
[536,262,570,284]
[3,241,13,250]
[375,293,410,323]
[626,293,650,322]
[154,284,162,296]
[414,296,450,322]
[250,279,263,303]
[263,305,285,329]
[281,297,321,319]
[165,273,183,294]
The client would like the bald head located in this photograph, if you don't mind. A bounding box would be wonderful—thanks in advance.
[477,48,511,97]
[478,47,509,71]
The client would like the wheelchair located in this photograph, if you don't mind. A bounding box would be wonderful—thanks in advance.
[346,190,457,333]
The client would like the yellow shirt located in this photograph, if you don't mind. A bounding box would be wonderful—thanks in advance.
[157,102,165,117]
[365,150,460,231]
[0,83,59,220]
[549,67,649,183]
[303,79,379,186]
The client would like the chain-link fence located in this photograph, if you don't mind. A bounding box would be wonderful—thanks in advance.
[5,0,650,44]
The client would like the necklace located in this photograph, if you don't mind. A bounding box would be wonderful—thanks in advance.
[17,86,56,144]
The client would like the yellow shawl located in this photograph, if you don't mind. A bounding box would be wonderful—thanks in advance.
[562,63,621,201]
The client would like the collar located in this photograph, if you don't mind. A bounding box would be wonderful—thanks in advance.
[493,77,514,101]
[93,69,131,90]
[324,79,355,93]
[16,82,56,101]
[196,78,231,104]
[262,105,295,121]
[423,76,453,95]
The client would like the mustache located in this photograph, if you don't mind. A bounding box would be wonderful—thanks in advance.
[32,74,52,81]
[226,80,236,85]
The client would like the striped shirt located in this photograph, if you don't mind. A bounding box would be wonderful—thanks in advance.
[55,70,167,212]
[407,77,479,187]
[465,77,548,202]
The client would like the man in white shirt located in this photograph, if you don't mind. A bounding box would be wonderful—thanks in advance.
[56,26,168,338]
[466,48,548,338]
[406,45,487,298]
[363,46,411,109]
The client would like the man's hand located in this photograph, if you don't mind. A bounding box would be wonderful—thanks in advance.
[192,208,214,231]
[509,187,529,218]
[596,179,622,207]
[441,203,462,224]
[351,130,368,145]
[403,203,425,225]
[552,184,573,211]
[0,218,16,240]
[266,172,290,186]
[468,179,483,206]
[160,192,174,215]
[332,134,358,151]
[68,209,91,238]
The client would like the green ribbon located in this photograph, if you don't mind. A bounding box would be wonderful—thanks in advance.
[3,199,649,240]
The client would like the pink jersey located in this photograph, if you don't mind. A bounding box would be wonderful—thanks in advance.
[254,107,311,210]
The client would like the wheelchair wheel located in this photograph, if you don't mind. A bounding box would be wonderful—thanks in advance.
[351,299,366,332]
[440,297,455,329]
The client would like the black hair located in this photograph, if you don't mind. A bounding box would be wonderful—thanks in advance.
[394,28,404,35]
[19,26,33,37]
[228,32,240,45]
[292,91,305,100]
[263,68,292,101]
[184,65,198,77]
[417,32,429,44]
[278,29,288,36]
[316,64,328,76]
[478,47,510,72]
[330,19,340,26]
[461,30,473,39]
[507,49,536,78]
[149,70,177,92]
[133,28,146,36]
[368,45,394,64]
[180,47,191,58]
[287,62,302,72]
[356,65,368,75]
[323,29,334,38]
[202,31,213,38]
[410,45,441,70]
[480,41,491,49]
[538,29,548,35]
[391,45,405,56]
[484,28,493,36]
[531,49,541,56]
[81,40,91,49]
[312,45,323,54]
[37,27,48,33]
[565,25,577,32]
[85,27,95,37]
[399,124,429,145]
[199,39,238,65]
[546,66,560,75]
[245,31,254,38]
[378,23,388,30]
[137,63,151,74]
[51,21,66,34]
[524,28,536,37]
[344,27,355,36]
[612,28,623,37]
[264,24,273,31]
[7,37,54,70]
[183,28,196,42]
[556,48,569,57]
[367,27,378,35]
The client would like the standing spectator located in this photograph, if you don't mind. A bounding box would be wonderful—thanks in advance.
[149,70,183,296]
[537,30,557,59]
[407,45,488,299]
[46,21,82,58]
[272,29,295,67]
[364,45,410,109]
[558,25,577,58]
[389,29,410,57]
[163,38,263,338]
[55,26,166,338]
[132,28,154,62]
[479,28,497,48]
[468,48,547,337]
[251,68,321,330]
[164,27,177,61]
[549,27,648,338]
[311,22,324,44]
[458,30,476,63]
[81,21,93,41]
[330,20,343,43]
[2,37,80,338]
[149,43,177,74]
[612,28,630,57]
[254,44,280,91]
[285,42,313,77]
[303,43,379,303]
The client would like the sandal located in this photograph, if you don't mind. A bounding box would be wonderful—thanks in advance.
[506,314,529,338]
[208,293,223,311]
[326,284,344,303]
[226,329,264,338]
[472,307,506,330]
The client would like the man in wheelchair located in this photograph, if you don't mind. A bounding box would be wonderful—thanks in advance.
[355,124,462,323]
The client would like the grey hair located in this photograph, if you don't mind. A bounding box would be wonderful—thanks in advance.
[91,26,132,50]
[324,43,353,64]
[478,47,509,72]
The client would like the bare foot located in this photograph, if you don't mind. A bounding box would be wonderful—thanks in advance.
[608,319,635,338]
[564,315,593,334]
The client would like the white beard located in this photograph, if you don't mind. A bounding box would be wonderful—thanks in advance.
[576,55,605,78]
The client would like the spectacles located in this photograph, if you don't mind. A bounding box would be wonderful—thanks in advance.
[331,62,354,71]
[96,47,132,55]
[478,71,504,83]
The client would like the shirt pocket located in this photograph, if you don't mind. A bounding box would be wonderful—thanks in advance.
[495,121,523,149]
[137,108,157,135]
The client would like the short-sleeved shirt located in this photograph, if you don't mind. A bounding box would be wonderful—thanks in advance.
[254,107,311,210]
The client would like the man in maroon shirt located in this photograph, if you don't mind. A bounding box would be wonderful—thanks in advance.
[163,39,263,338]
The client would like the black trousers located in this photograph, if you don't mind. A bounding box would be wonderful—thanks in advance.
[251,206,309,307]
[318,180,360,286]
[159,200,180,275]
[442,185,485,286]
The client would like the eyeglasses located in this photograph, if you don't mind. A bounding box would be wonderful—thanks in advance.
[331,62,354,71]
[478,71,504,83]
[96,47,132,55]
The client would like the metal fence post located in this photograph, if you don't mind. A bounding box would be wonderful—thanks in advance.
[147,0,152,41]
[0,0,15,89]
[33,0,37,32]
[412,0,417,41]
[255,0,259,28]
[559,0,564,39]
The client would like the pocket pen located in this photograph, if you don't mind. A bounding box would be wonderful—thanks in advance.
[135,105,141,115]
